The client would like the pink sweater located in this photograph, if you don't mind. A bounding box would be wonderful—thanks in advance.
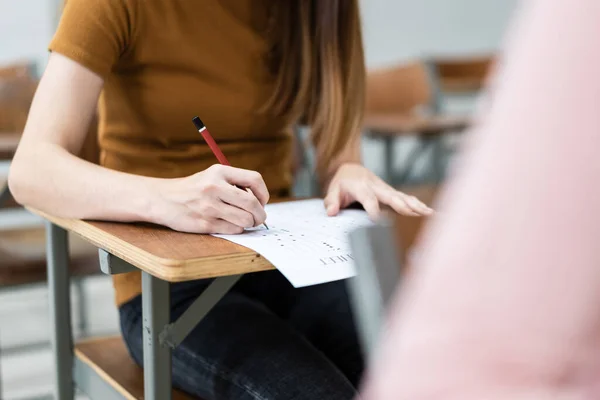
[361,1,600,398]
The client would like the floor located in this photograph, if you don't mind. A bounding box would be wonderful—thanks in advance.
[1,274,119,400]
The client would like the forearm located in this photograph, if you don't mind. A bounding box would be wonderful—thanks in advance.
[9,141,163,223]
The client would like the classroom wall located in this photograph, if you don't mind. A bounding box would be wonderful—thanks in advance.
[0,0,58,71]
[360,0,519,68]
[0,0,519,72]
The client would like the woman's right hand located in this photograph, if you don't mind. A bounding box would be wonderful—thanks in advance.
[155,164,270,234]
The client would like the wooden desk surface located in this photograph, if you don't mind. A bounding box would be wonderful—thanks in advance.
[363,113,470,136]
[29,186,438,283]
[31,209,276,282]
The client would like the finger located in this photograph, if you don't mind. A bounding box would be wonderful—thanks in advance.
[216,202,257,228]
[182,218,244,234]
[205,219,245,234]
[217,166,270,206]
[373,183,433,216]
[372,185,420,216]
[402,193,434,215]
[353,185,381,220]
[324,184,342,216]
[391,196,421,216]
[217,183,267,226]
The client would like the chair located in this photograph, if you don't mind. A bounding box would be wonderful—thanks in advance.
[429,55,494,95]
[74,336,194,399]
[0,62,36,80]
[363,62,470,185]
[0,69,38,136]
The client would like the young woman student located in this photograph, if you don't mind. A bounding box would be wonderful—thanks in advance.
[9,1,431,399]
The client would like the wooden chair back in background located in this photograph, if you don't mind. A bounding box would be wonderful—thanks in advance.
[0,62,100,164]
[431,55,494,94]
[363,61,470,185]
[0,62,35,79]
[365,62,433,116]
[0,66,38,135]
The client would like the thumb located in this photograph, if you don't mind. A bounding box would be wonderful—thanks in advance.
[324,184,341,216]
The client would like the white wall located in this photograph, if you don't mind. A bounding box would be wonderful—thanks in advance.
[361,0,519,68]
[1,0,519,71]
[0,0,60,72]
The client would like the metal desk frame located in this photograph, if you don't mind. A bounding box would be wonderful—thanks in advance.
[46,222,243,400]
[346,223,401,359]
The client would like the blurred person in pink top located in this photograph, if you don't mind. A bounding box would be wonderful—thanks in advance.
[361,0,600,398]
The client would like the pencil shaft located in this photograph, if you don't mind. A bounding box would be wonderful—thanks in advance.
[195,118,268,230]
[200,129,230,165]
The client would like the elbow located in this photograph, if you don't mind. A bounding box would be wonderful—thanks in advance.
[7,156,34,207]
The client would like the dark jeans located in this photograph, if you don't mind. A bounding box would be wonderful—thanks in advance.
[119,270,364,399]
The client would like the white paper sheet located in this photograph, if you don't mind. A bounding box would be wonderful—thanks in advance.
[213,199,374,287]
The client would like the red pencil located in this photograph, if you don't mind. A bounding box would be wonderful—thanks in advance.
[192,116,269,230]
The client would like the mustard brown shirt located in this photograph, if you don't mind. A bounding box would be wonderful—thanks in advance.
[50,0,293,306]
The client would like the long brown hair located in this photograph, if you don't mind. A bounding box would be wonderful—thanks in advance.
[266,1,366,180]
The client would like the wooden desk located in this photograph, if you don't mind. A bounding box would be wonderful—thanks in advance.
[35,207,274,400]
[363,113,470,137]
[32,184,437,284]
[34,187,437,400]
[35,210,275,283]
[440,77,484,93]
[363,112,470,185]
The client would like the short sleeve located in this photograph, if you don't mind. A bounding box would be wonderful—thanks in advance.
[49,0,135,78]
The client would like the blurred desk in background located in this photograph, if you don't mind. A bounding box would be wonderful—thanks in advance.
[0,133,19,160]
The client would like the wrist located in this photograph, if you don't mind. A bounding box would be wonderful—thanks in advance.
[322,161,362,192]
[136,176,173,225]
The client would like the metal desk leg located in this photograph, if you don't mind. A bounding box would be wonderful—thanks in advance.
[0,185,11,208]
[348,223,401,359]
[382,136,395,184]
[46,222,75,400]
[431,135,446,183]
[74,279,89,338]
[142,272,172,400]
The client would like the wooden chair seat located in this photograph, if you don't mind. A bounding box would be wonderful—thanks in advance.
[75,337,196,399]
[0,226,100,287]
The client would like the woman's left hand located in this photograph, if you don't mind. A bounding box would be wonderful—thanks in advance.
[324,163,433,219]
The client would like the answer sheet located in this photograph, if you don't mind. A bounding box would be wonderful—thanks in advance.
[213,199,374,287]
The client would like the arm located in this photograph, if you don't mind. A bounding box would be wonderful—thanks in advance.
[361,1,600,398]
[9,54,269,234]
[9,53,157,222]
